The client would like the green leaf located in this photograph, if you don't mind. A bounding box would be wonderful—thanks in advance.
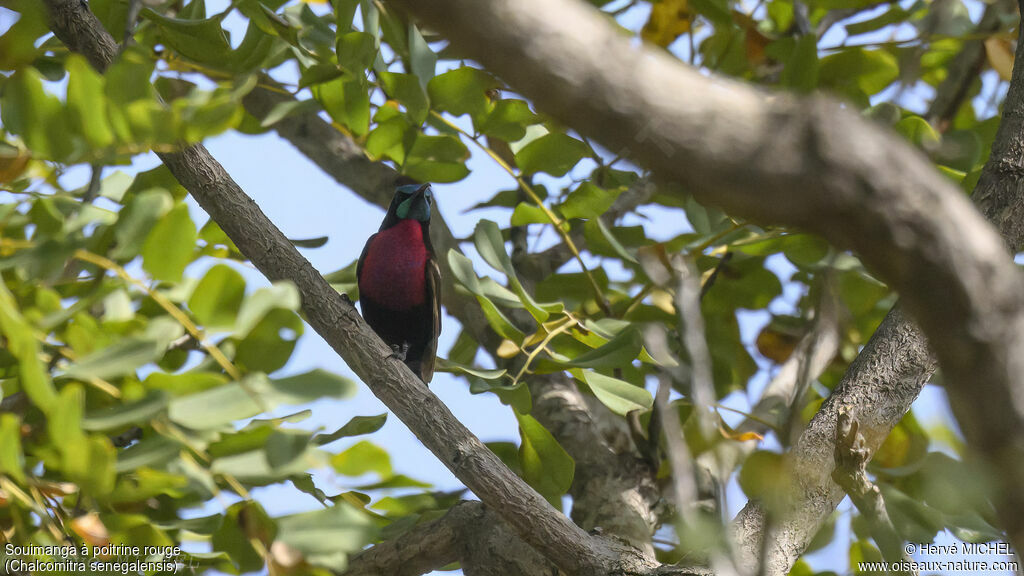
[65,337,166,381]
[0,282,57,412]
[235,282,301,336]
[1,67,70,160]
[585,218,639,263]
[49,384,85,447]
[312,76,371,136]
[168,371,355,429]
[408,24,436,88]
[896,115,940,149]
[331,440,392,477]
[516,411,574,505]
[143,203,197,283]
[510,203,551,226]
[403,133,471,183]
[819,48,898,99]
[477,99,540,142]
[82,390,170,432]
[434,357,507,380]
[380,72,429,124]
[427,66,498,121]
[560,182,617,220]
[66,54,115,148]
[581,371,653,416]
[289,236,328,248]
[189,264,246,329]
[275,502,379,570]
[337,30,377,72]
[0,414,27,483]
[142,9,231,63]
[63,434,116,495]
[448,250,524,341]
[113,189,173,259]
[565,326,644,368]
[780,34,819,93]
[474,220,562,322]
[266,429,312,469]
[314,414,387,445]
[514,133,591,176]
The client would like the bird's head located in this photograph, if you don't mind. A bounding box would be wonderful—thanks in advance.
[390,183,432,223]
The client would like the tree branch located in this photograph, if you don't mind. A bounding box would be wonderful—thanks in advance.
[343,501,566,576]
[831,410,917,576]
[41,2,625,574]
[391,0,1024,571]
[245,78,659,554]
[926,0,1016,131]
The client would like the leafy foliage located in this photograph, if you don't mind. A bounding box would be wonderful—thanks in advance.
[0,0,1010,572]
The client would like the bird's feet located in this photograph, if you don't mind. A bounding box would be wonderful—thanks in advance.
[340,293,353,304]
[390,342,410,362]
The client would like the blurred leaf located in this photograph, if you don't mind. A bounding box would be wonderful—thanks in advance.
[404,133,471,183]
[142,9,231,62]
[380,72,429,124]
[435,357,507,380]
[82,390,169,432]
[477,99,540,142]
[0,414,27,483]
[332,440,392,477]
[565,326,644,368]
[560,182,618,220]
[642,0,692,47]
[581,371,653,416]
[427,67,498,121]
[514,133,591,177]
[0,282,57,412]
[168,370,355,429]
[143,203,197,283]
[66,54,115,148]
[275,501,379,570]
[189,264,246,329]
[314,413,388,445]
[516,411,573,505]
[819,48,899,100]
[312,76,371,136]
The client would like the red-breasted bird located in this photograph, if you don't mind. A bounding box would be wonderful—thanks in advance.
[357,183,441,383]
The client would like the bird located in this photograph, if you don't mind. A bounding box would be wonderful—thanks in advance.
[357,182,441,383]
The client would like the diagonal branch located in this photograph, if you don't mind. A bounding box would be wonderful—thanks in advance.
[41,2,625,574]
[244,78,662,552]
[391,0,1024,573]
[831,410,917,576]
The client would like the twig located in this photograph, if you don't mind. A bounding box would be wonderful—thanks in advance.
[831,410,917,576]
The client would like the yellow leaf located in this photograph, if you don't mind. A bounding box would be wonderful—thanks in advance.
[497,339,521,358]
[71,513,109,547]
[642,0,692,48]
[0,146,30,184]
[985,37,1015,81]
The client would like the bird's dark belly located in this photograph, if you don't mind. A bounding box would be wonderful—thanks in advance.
[360,296,432,360]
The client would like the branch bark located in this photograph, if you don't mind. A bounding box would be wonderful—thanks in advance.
[42,2,630,574]
[343,501,557,576]
[390,0,1024,572]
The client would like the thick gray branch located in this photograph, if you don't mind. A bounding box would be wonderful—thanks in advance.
[392,0,1024,571]
[42,2,621,574]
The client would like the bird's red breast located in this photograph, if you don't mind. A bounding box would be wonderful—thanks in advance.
[359,219,429,309]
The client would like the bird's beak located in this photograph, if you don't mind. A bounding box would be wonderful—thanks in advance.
[415,183,430,196]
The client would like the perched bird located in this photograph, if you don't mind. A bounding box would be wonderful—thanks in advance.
[357,183,441,383]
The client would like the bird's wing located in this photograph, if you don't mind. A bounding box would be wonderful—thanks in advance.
[356,233,376,291]
[421,254,442,383]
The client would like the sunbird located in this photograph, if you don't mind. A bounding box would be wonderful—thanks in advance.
[357,183,441,383]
